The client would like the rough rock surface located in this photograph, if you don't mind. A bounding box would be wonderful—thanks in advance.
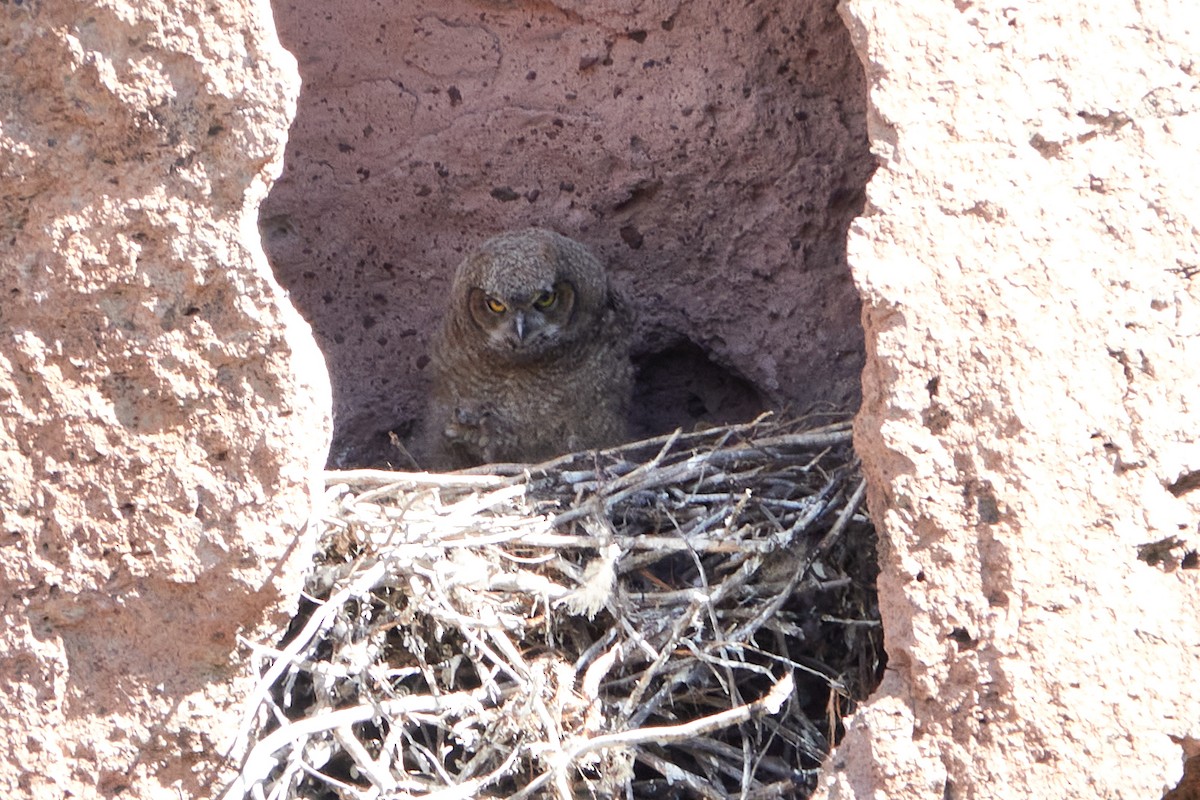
[261,0,874,467]
[6,0,1198,798]
[0,1,330,797]
[820,2,1200,799]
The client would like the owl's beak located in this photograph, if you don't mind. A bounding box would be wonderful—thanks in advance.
[512,311,526,342]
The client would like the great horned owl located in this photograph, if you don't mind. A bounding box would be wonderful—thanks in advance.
[422,228,634,469]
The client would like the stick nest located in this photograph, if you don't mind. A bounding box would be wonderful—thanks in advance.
[225,415,882,800]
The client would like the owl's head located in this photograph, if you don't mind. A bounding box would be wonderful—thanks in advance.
[451,228,611,361]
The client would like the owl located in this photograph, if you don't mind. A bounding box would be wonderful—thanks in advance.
[422,228,634,469]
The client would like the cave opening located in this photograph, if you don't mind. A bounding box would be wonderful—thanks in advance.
[258,0,881,793]
[261,0,873,470]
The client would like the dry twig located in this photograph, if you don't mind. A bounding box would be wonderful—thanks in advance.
[223,415,881,800]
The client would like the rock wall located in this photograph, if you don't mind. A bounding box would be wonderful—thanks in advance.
[822,2,1200,799]
[4,0,1197,798]
[261,0,874,467]
[0,1,330,797]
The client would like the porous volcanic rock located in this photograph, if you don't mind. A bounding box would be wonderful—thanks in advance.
[261,0,874,467]
[820,2,1200,799]
[0,1,330,797]
[7,0,1197,798]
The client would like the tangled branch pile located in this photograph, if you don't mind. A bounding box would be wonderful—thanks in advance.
[224,416,882,800]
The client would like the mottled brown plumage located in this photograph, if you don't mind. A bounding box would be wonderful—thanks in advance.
[423,228,634,469]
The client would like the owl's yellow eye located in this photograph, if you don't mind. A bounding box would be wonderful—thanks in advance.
[532,290,556,310]
[485,297,507,314]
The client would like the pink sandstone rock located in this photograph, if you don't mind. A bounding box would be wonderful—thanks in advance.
[261,0,873,467]
[819,2,1200,799]
[4,0,1199,798]
[0,1,330,797]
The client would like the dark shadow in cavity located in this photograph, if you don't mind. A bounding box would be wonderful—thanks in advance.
[631,339,767,438]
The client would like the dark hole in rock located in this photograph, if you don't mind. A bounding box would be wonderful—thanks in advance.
[630,339,768,438]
